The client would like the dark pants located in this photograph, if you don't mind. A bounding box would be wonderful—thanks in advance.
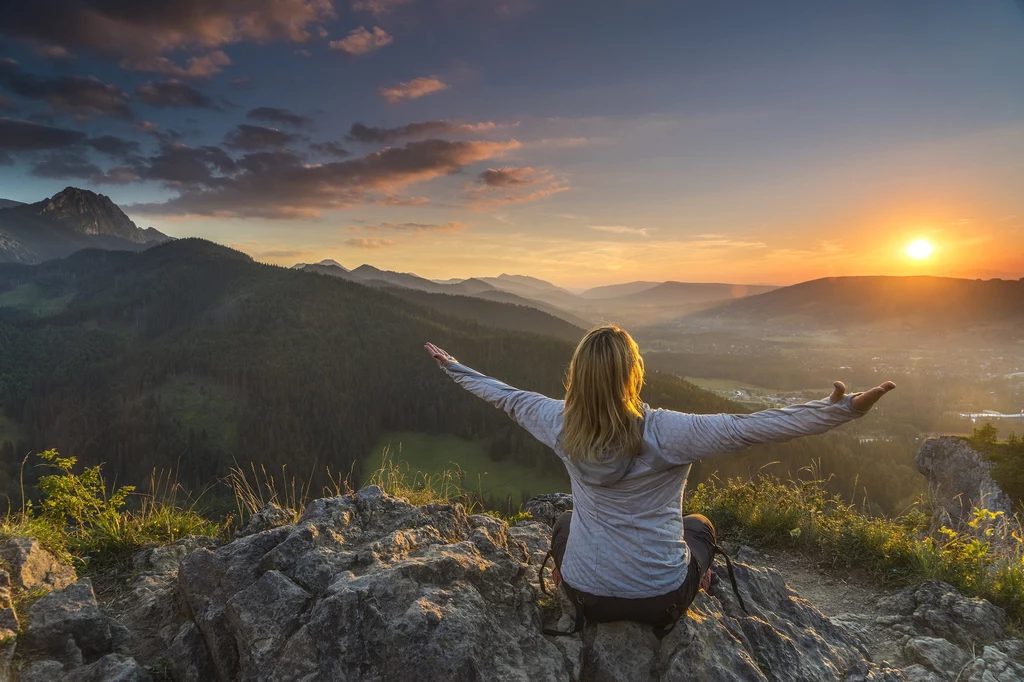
[549,511,716,630]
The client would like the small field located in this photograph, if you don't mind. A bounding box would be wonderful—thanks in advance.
[0,283,73,317]
[365,431,569,506]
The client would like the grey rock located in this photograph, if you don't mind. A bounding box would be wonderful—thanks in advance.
[0,537,76,593]
[226,569,310,677]
[582,620,659,681]
[522,492,574,527]
[167,622,217,682]
[236,503,294,538]
[915,437,1013,531]
[22,578,122,666]
[877,580,1006,648]
[18,659,65,682]
[904,637,969,678]
[0,570,18,633]
[66,653,151,682]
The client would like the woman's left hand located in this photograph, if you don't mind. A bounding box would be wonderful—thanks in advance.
[829,380,896,412]
[424,342,456,367]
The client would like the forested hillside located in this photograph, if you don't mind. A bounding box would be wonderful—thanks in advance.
[0,239,756,508]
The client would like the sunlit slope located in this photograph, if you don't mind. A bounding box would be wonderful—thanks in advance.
[685,276,1024,332]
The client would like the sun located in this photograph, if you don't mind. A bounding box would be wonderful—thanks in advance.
[904,239,934,260]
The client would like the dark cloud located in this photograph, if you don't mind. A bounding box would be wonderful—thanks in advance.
[0,117,87,151]
[229,77,254,90]
[247,106,313,129]
[138,143,238,186]
[347,120,497,144]
[469,165,568,206]
[479,166,535,187]
[224,124,299,151]
[0,59,132,118]
[130,138,520,218]
[135,80,217,109]
[122,51,231,78]
[308,140,350,157]
[0,1,336,64]
[29,149,101,180]
[86,134,141,159]
[0,95,18,113]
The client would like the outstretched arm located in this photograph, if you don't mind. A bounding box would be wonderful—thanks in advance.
[652,380,895,463]
[424,343,562,450]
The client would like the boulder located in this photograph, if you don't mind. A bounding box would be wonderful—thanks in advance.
[915,437,1013,531]
[21,578,129,666]
[0,537,76,593]
[523,493,574,527]
[235,503,294,538]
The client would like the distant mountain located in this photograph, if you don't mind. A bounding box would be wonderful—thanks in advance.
[296,261,589,327]
[686,276,1024,332]
[0,187,170,264]
[0,199,24,210]
[580,281,660,299]
[613,281,778,306]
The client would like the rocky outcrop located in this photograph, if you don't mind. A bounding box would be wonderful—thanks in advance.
[1,537,76,593]
[915,436,1013,531]
[3,489,1023,681]
[35,188,152,244]
[96,488,1023,681]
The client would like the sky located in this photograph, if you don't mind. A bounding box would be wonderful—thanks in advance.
[1,0,1022,287]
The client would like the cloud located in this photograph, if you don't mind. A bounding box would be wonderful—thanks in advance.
[347,120,496,144]
[0,117,87,151]
[0,1,337,64]
[29,149,101,180]
[229,77,254,89]
[469,166,568,206]
[330,26,392,56]
[309,140,351,157]
[362,221,464,233]
[589,225,651,237]
[86,135,141,159]
[130,138,520,218]
[378,77,448,104]
[247,106,313,128]
[137,143,238,186]
[0,59,132,118]
[351,0,413,16]
[479,166,538,187]
[135,79,218,109]
[224,124,299,150]
[0,95,19,113]
[344,237,396,248]
[121,50,232,78]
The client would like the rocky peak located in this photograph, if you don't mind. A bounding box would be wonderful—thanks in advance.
[34,187,148,243]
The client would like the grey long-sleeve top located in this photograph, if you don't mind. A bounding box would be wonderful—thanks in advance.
[442,362,869,598]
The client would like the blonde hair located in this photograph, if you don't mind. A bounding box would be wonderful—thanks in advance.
[561,325,645,463]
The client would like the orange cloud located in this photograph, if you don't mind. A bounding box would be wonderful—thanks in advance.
[330,26,393,56]
[379,77,449,104]
[468,166,569,207]
[345,237,396,248]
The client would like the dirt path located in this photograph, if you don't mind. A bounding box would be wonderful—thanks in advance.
[746,548,895,618]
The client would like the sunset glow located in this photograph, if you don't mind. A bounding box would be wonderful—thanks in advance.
[905,240,935,261]
[0,1,1021,286]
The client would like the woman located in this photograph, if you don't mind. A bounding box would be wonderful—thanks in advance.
[423,325,893,634]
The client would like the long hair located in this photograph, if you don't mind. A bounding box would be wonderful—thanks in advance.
[561,325,645,463]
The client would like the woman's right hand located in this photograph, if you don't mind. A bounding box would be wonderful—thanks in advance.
[424,342,456,368]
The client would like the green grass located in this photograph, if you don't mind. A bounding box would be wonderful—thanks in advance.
[365,432,569,506]
[685,467,1024,623]
[0,283,73,317]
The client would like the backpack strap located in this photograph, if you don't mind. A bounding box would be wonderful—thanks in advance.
[713,544,748,614]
